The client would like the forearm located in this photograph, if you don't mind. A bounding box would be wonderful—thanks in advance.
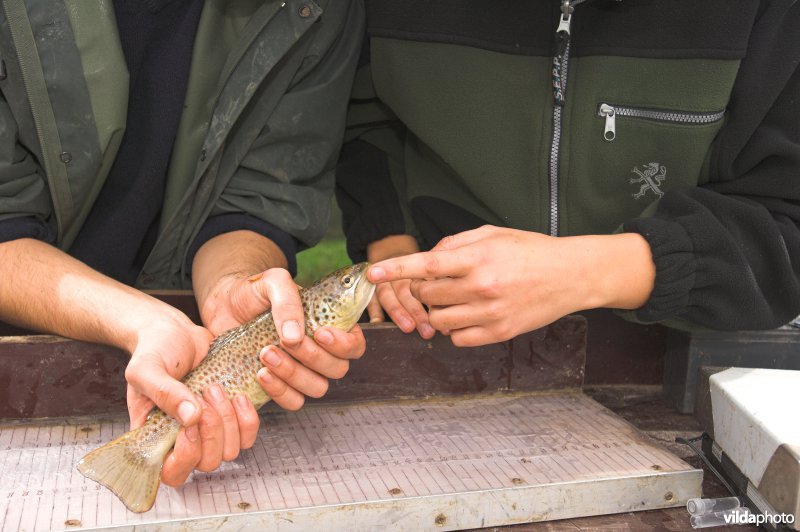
[0,238,188,352]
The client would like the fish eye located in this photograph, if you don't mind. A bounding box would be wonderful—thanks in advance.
[341,274,353,287]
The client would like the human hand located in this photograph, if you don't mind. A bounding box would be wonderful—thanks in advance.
[199,266,367,412]
[192,231,366,413]
[365,234,435,339]
[124,314,261,486]
[368,225,655,346]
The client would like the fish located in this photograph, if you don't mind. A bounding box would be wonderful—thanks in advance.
[77,262,375,513]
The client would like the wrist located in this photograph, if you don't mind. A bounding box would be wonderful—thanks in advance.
[589,233,656,310]
[192,230,287,311]
[116,296,197,354]
[192,231,291,331]
[195,272,247,329]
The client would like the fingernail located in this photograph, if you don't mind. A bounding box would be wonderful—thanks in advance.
[177,401,196,425]
[397,317,413,330]
[185,424,199,442]
[370,266,386,282]
[258,367,273,384]
[208,384,225,403]
[235,395,250,409]
[282,320,301,342]
[421,323,436,337]
[317,329,333,345]
[262,347,282,367]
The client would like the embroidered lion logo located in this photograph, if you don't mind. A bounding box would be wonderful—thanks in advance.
[630,162,666,200]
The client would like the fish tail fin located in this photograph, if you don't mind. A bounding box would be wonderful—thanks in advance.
[77,425,170,513]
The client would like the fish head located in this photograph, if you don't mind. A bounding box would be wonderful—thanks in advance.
[306,262,375,331]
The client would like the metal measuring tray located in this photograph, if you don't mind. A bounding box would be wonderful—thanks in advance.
[1,392,701,531]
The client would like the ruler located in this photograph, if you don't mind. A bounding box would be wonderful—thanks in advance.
[0,393,700,531]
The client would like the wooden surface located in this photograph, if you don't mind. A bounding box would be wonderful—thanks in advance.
[0,317,586,419]
[0,292,666,409]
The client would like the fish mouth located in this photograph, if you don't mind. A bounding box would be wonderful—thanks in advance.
[353,263,376,308]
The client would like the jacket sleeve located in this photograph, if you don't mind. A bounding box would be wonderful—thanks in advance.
[201,0,365,265]
[623,1,800,330]
[0,95,55,243]
[335,42,416,262]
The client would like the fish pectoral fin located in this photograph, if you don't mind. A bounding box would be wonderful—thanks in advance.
[77,427,167,513]
[207,321,248,353]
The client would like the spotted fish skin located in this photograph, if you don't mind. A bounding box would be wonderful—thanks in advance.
[77,263,374,513]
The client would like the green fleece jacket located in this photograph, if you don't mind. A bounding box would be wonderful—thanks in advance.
[337,0,800,331]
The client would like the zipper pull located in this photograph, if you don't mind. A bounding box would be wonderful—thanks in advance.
[552,0,573,105]
[555,0,573,56]
[557,1,573,35]
[599,103,616,141]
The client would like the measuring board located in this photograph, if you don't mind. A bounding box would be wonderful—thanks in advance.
[0,393,701,531]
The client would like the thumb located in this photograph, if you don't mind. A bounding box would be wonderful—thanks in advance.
[254,269,305,346]
[125,357,202,427]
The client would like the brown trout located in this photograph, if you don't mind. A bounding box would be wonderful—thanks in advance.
[77,263,374,513]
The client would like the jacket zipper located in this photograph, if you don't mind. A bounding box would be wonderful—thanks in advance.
[549,0,586,236]
[598,103,726,142]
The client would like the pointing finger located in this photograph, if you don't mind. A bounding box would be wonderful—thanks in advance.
[368,249,472,284]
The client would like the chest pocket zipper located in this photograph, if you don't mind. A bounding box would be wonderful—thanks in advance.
[598,103,726,142]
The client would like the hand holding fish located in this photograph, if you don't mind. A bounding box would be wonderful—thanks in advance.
[124,316,253,487]
[120,231,369,497]
[79,258,375,512]
[368,225,655,347]
[193,231,368,413]
[200,266,368,412]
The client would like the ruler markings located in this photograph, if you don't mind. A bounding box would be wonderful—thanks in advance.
[0,394,697,529]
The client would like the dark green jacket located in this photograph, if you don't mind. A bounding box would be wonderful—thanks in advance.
[337,0,800,331]
[0,0,364,288]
